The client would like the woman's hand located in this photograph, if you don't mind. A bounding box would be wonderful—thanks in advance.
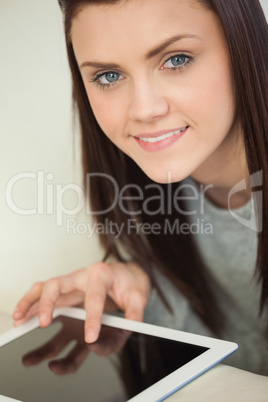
[12,261,150,343]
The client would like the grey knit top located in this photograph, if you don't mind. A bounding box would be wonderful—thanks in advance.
[144,177,268,375]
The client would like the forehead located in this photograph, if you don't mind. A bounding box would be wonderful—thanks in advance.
[71,0,221,63]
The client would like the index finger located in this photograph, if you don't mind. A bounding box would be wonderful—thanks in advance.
[83,265,114,343]
[37,279,62,327]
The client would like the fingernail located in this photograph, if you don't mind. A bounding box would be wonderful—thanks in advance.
[39,313,48,325]
[13,306,21,316]
[13,310,21,319]
[86,329,96,343]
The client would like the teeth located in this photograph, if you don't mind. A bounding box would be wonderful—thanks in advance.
[139,127,187,143]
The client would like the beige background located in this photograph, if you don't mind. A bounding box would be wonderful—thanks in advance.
[1,0,268,314]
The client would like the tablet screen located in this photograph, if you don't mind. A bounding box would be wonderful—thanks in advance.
[0,316,208,402]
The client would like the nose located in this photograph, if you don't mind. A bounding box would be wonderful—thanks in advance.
[128,78,169,122]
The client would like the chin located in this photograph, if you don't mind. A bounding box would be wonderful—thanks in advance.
[143,167,188,184]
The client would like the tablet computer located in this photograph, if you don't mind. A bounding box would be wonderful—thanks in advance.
[0,307,237,402]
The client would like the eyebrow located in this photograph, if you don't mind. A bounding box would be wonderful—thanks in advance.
[79,34,201,70]
[146,34,201,59]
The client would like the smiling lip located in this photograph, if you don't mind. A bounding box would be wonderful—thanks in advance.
[134,126,189,152]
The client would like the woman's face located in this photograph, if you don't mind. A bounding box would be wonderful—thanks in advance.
[72,0,239,184]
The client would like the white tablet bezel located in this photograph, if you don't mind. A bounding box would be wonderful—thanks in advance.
[0,307,238,402]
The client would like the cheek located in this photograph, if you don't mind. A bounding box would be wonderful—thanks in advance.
[188,61,235,132]
[86,88,127,142]
[207,70,234,110]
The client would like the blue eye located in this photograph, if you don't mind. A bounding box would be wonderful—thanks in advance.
[163,55,191,69]
[171,55,187,66]
[97,72,122,85]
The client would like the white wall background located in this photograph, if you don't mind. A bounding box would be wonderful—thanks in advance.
[1,0,268,314]
[261,0,268,14]
[0,0,103,314]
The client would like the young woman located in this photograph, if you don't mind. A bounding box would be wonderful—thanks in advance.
[13,0,268,375]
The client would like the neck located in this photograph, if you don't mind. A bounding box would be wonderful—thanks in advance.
[190,130,251,209]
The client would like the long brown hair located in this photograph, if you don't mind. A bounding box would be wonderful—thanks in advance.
[58,0,268,336]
